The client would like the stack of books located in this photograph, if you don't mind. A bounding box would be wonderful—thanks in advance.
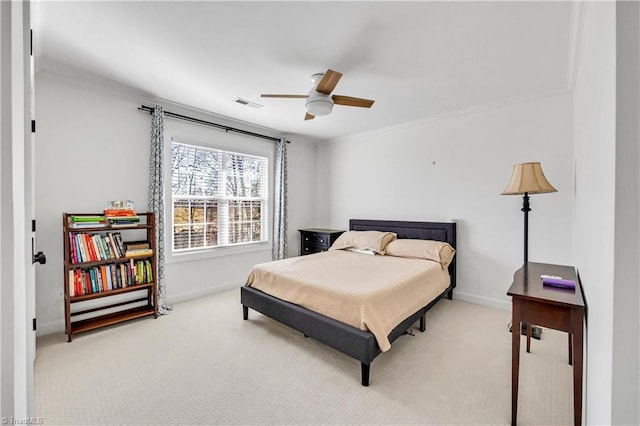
[104,209,140,226]
[69,215,107,229]
[104,200,140,226]
[125,242,153,258]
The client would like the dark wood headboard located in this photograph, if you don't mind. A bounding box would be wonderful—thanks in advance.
[349,219,457,290]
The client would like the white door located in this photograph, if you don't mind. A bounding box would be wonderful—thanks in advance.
[27,0,40,411]
[0,0,36,416]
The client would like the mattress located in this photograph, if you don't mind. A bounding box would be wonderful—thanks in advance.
[245,250,450,351]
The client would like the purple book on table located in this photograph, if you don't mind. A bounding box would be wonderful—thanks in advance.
[542,277,576,289]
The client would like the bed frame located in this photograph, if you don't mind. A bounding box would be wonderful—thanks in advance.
[241,219,457,386]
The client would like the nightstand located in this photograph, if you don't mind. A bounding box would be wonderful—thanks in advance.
[298,228,344,256]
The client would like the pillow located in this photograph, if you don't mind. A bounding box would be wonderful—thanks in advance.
[384,239,456,267]
[329,230,397,254]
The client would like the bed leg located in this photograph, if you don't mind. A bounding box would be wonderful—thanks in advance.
[242,305,248,320]
[420,315,426,332]
[361,363,370,387]
[447,288,453,300]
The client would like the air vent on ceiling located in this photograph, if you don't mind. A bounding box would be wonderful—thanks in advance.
[233,98,263,109]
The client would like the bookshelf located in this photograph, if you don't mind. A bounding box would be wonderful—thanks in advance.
[63,212,158,341]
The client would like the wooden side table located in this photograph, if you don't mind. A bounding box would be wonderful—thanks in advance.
[507,262,585,426]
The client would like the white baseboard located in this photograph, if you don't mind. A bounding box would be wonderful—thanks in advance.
[37,319,65,337]
[453,290,511,311]
[37,281,245,337]
[166,280,243,305]
[37,285,509,336]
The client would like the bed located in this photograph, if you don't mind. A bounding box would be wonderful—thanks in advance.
[241,219,457,386]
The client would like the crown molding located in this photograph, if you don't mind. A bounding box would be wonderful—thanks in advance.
[325,88,572,145]
[37,59,287,141]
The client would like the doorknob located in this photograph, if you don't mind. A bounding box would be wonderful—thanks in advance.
[33,251,46,265]
[31,238,46,265]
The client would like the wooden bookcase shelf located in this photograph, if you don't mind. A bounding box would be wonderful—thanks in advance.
[63,212,158,341]
[70,305,157,335]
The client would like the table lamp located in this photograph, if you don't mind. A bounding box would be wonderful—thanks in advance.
[501,162,557,264]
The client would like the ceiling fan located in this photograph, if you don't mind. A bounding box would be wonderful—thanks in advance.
[261,69,375,120]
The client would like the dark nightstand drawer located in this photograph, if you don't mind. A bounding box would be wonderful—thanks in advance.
[302,245,327,255]
[302,233,330,247]
[298,228,344,256]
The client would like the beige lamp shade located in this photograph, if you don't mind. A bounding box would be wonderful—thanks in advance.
[501,162,557,195]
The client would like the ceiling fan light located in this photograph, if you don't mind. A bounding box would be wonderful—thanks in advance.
[306,99,333,116]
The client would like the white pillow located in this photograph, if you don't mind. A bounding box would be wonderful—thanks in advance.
[384,239,456,267]
[329,230,397,254]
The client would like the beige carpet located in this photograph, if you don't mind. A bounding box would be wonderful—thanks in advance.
[35,288,573,425]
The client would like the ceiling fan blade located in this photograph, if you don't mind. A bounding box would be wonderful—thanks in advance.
[332,95,375,108]
[261,94,308,99]
[315,69,342,95]
[304,112,315,121]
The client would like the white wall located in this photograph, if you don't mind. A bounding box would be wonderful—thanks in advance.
[612,2,639,424]
[572,2,616,424]
[316,92,574,309]
[34,70,318,334]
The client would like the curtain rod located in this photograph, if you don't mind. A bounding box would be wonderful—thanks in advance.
[138,105,287,143]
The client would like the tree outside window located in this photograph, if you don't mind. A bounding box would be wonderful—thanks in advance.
[171,142,268,252]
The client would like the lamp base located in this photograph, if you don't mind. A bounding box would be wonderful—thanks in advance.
[508,322,542,340]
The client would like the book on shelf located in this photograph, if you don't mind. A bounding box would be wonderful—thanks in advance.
[91,235,104,260]
[98,266,105,292]
[94,267,101,291]
[84,234,98,261]
[109,264,116,290]
[146,260,153,282]
[115,265,122,288]
[107,233,124,257]
[103,235,114,258]
[124,241,152,258]
[88,268,96,293]
[69,234,78,263]
[107,265,114,291]
[125,242,149,251]
[120,263,127,287]
[70,215,106,222]
[113,233,126,256]
[74,234,87,262]
[80,270,88,295]
[69,215,107,228]
[69,221,108,229]
[125,248,153,258]
[98,237,106,260]
[107,218,141,227]
[74,270,82,296]
[104,207,135,215]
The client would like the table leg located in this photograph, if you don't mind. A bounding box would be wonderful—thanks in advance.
[568,333,573,366]
[526,323,531,353]
[512,301,521,426]
[572,312,583,426]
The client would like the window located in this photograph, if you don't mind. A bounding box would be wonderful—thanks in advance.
[171,142,268,253]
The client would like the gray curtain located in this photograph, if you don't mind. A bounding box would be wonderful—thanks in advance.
[272,138,288,260]
[149,105,172,315]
